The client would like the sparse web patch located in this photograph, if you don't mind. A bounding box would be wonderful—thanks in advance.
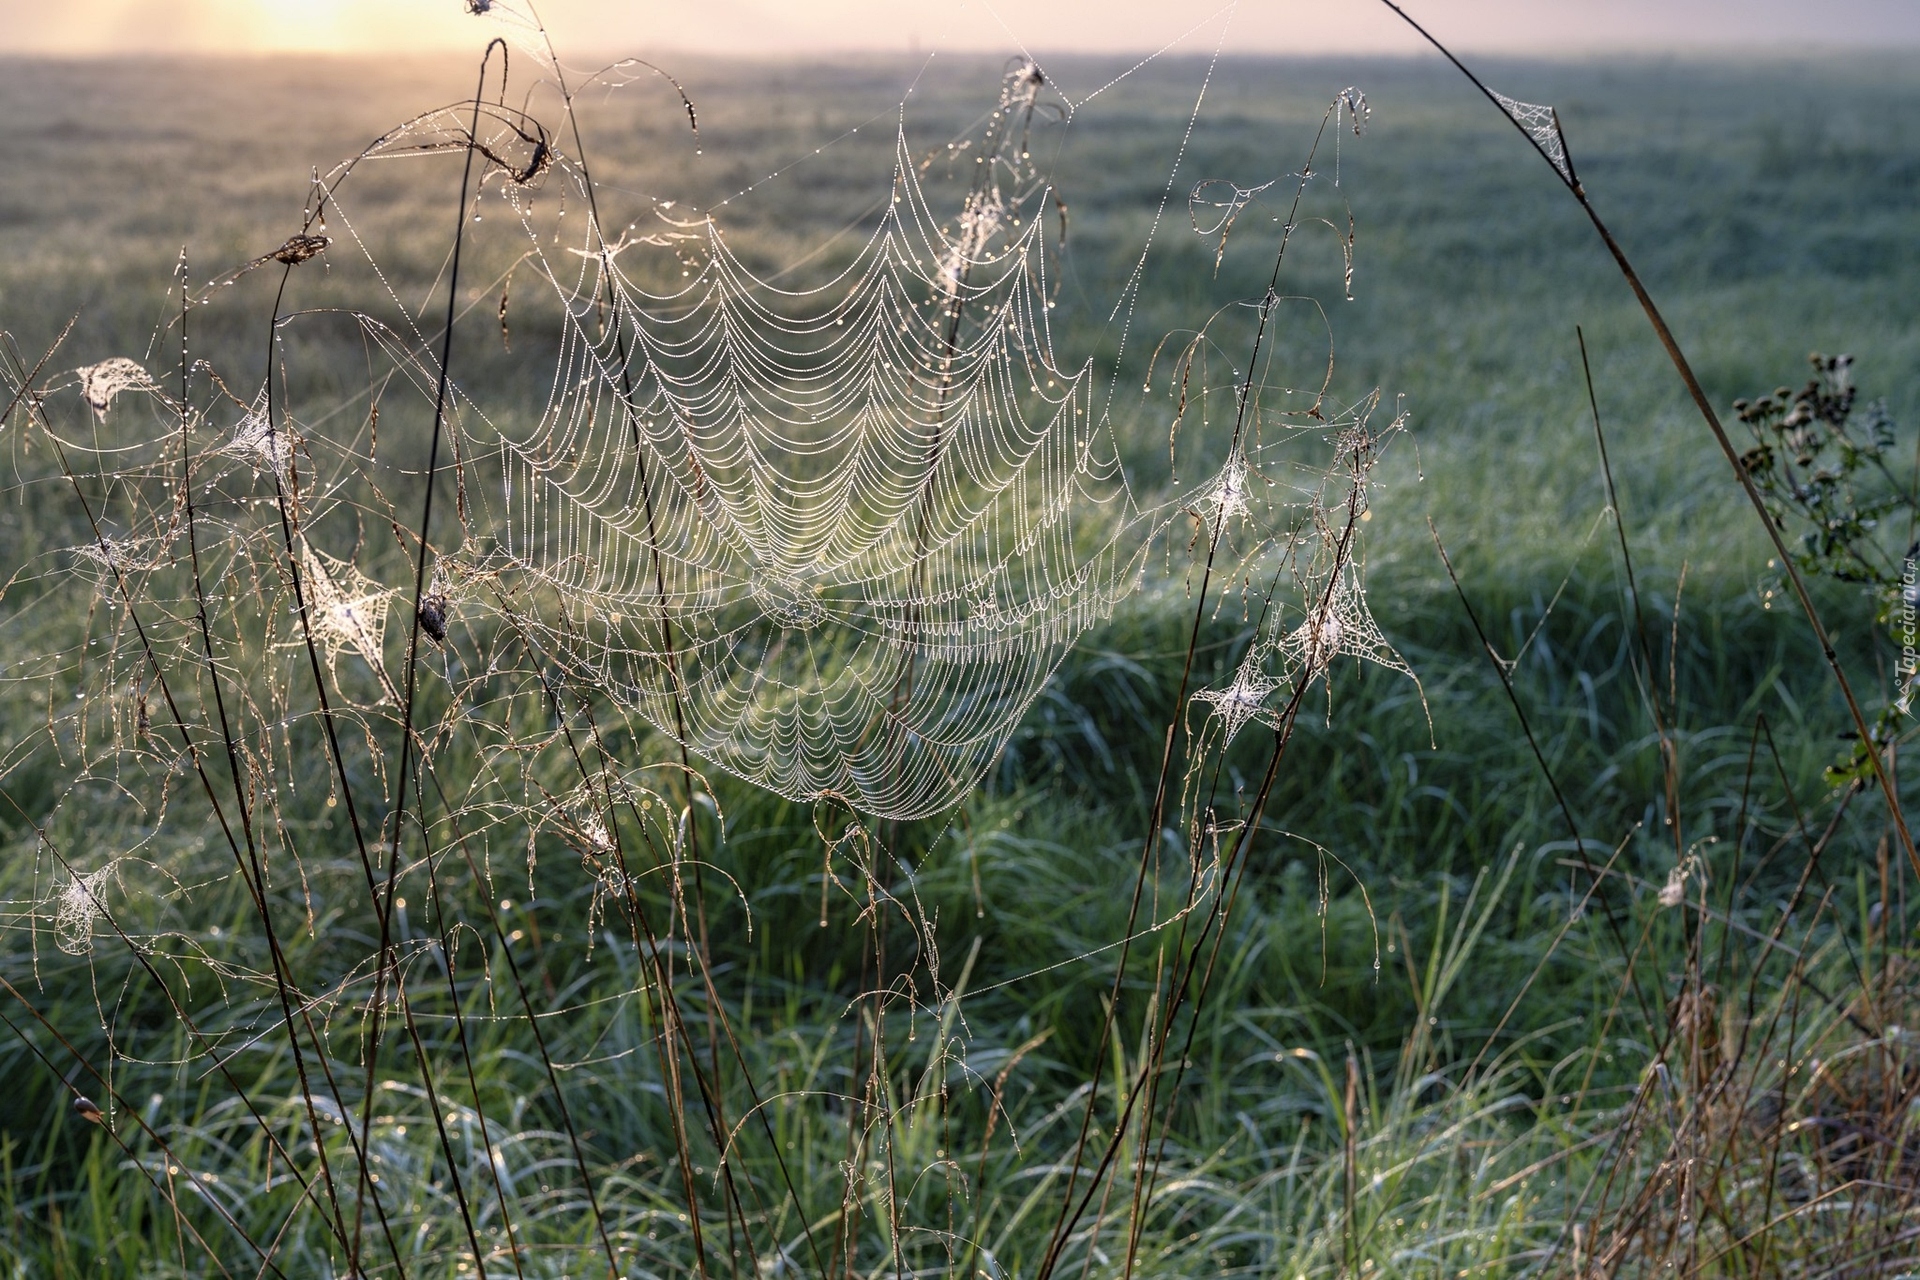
[301,543,393,688]
[1191,447,1255,531]
[1281,557,1406,682]
[1191,652,1283,746]
[1490,91,1574,185]
[69,532,167,584]
[227,402,295,476]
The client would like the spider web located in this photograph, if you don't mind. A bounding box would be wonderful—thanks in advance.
[1491,91,1573,185]
[452,65,1162,819]
[49,863,115,957]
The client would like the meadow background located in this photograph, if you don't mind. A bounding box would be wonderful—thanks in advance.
[2,46,1918,1277]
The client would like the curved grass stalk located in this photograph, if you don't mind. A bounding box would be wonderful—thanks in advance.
[1374,0,1916,878]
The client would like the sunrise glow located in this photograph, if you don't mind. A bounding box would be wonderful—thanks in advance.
[0,0,1915,56]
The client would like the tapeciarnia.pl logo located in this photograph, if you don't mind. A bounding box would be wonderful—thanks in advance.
[1899,553,1918,717]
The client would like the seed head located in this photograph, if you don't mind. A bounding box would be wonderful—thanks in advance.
[272,234,331,266]
[419,592,449,646]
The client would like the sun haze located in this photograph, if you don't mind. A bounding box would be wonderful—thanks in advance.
[2,0,1917,56]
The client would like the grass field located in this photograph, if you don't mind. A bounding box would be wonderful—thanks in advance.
[2,42,1919,1278]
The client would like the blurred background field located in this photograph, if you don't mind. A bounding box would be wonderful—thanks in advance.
[2,48,1919,1277]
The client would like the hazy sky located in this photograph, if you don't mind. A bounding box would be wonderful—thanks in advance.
[2,0,1916,57]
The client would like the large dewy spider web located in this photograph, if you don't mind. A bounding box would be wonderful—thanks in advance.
[471,67,1154,819]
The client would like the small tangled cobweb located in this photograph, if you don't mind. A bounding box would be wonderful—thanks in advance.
[573,803,626,907]
[1191,447,1255,531]
[227,402,295,475]
[70,532,167,583]
[1281,558,1405,682]
[302,544,393,688]
[1490,91,1574,185]
[50,862,116,956]
[1191,652,1284,747]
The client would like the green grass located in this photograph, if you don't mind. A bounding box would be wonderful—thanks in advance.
[1,47,1918,1278]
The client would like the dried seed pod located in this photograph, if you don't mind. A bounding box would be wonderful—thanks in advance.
[419,591,449,646]
[75,358,155,419]
[272,233,331,265]
[72,1095,103,1123]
